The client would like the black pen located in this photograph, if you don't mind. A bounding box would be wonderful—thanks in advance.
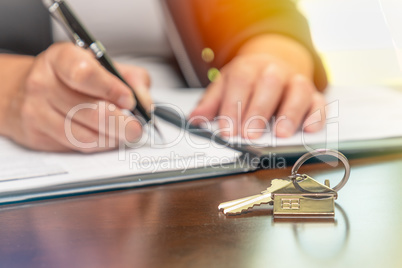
[42,0,163,140]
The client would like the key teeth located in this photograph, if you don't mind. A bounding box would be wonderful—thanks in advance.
[219,179,290,216]
[218,194,261,212]
[224,209,247,216]
[219,206,245,215]
[223,202,270,215]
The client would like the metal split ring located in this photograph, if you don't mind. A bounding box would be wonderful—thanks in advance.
[291,149,351,192]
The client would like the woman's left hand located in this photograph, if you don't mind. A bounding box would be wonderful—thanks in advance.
[189,35,327,140]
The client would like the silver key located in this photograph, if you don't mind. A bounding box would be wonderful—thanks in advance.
[218,179,291,215]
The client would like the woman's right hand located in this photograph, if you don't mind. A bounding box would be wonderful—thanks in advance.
[0,43,152,153]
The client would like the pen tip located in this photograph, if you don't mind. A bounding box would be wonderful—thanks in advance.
[153,124,165,144]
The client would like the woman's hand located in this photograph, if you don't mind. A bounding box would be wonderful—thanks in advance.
[189,34,326,140]
[0,43,151,153]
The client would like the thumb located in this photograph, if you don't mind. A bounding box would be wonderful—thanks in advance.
[189,78,224,125]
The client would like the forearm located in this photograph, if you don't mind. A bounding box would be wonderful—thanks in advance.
[0,54,34,137]
[236,34,314,81]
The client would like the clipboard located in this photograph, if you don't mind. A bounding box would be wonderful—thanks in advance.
[1,85,402,205]
[0,107,256,205]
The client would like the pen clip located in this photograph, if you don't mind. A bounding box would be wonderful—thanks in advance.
[42,0,106,58]
[42,0,87,48]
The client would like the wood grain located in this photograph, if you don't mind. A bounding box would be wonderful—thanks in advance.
[1,153,402,268]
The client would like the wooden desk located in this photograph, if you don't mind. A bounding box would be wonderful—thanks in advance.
[1,153,401,268]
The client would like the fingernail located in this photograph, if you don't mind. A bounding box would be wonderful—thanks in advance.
[243,120,265,139]
[304,122,322,133]
[304,112,323,132]
[118,95,136,110]
[124,120,142,143]
[219,119,237,137]
[188,112,200,125]
[245,132,262,140]
[276,120,295,137]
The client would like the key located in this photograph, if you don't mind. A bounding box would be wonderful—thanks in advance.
[218,179,291,215]
[217,195,259,211]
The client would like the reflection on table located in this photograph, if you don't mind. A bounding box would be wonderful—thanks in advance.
[0,153,401,268]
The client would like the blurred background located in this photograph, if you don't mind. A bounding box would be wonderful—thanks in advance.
[298,0,402,87]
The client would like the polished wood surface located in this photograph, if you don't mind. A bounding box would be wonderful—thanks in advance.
[1,153,402,268]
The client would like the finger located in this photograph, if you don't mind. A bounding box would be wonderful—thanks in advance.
[48,43,135,110]
[241,64,287,139]
[118,63,151,88]
[17,128,71,152]
[118,64,153,111]
[47,80,142,143]
[218,63,258,136]
[21,100,101,153]
[275,75,315,137]
[189,77,224,125]
[303,91,327,133]
[23,99,124,153]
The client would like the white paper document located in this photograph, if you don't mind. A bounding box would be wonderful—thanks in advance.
[152,85,402,147]
[0,118,240,193]
[0,84,401,199]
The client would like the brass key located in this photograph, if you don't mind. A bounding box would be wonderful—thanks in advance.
[218,149,351,219]
[218,179,291,215]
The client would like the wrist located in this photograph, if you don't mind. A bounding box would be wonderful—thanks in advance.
[0,54,34,137]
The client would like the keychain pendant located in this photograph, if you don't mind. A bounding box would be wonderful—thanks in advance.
[272,174,337,219]
[218,149,351,220]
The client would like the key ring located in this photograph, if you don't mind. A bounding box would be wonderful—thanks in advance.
[291,149,351,192]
